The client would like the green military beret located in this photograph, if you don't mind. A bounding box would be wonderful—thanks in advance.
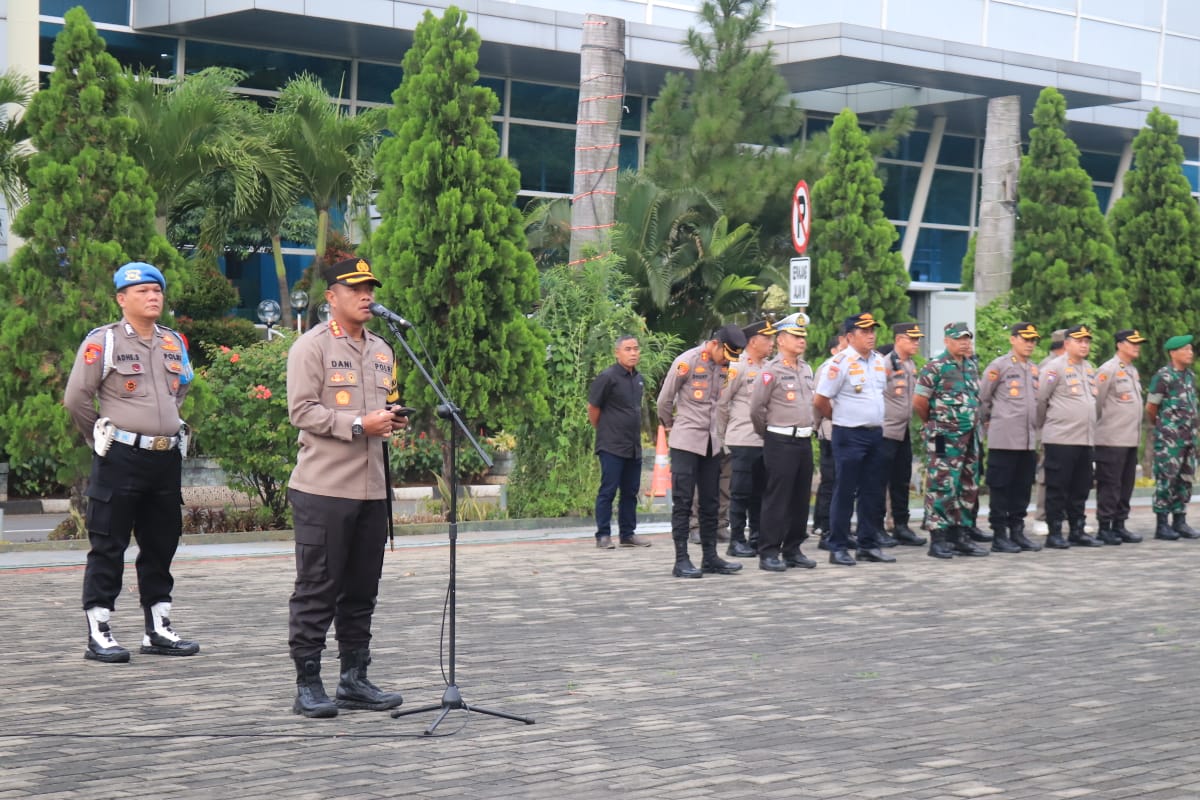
[1164,334,1194,352]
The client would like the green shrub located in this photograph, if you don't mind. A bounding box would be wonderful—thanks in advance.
[193,335,295,526]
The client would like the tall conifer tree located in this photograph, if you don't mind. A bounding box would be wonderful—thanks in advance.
[0,8,179,487]
[806,109,909,350]
[1011,87,1128,342]
[1109,107,1200,369]
[368,7,548,440]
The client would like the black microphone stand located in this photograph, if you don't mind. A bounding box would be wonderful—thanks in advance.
[379,318,535,735]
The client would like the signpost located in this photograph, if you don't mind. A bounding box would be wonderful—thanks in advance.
[791,179,811,255]
[790,179,811,307]
[789,257,810,306]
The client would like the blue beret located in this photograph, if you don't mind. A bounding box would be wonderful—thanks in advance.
[114,262,165,291]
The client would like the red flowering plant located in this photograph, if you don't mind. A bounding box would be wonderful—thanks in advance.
[194,334,296,526]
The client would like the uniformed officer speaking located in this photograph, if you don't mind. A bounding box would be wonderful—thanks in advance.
[979,322,1042,552]
[1093,329,1147,544]
[814,312,894,566]
[286,257,407,718]
[749,314,817,571]
[1037,324,1099,548]
[63,262,200,664]
[656,324,747,578]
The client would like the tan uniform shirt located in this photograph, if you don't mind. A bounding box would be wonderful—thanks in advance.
[1094,356,1142,448]
[64,321,191,445]
[657,345,723,456]
[1037,354,1097,446]
[979,352,1039,451]
[882,351,916,441]
[287,320,397,501]
[718,353,768,447]
[749,355,814,437]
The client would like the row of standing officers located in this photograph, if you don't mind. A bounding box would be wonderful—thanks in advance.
[591,312,1198,577]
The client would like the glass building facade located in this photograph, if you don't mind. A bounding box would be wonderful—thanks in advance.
[15,0,1200,304]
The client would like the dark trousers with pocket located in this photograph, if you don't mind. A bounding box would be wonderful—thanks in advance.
[288,488,388,660]
[82,444,183,611]
[670,446,721,546]
[830,425,885,550]
[728,445,766,543]
[759,434,813,558]
[1042,443,1094,525]
[814,438,837,532]
[986,448,1037,528]
[878,432,913,528]
[1094,445,1137,523]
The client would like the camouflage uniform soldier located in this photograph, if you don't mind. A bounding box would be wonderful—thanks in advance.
[913,322,989,559]
[1146,334,1200,541]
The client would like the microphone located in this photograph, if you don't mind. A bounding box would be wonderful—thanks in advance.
[369,302,413,330]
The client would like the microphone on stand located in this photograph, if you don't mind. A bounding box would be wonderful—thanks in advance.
[369,302,414,330]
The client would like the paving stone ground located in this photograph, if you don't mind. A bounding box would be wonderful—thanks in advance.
[1,505,1199,799]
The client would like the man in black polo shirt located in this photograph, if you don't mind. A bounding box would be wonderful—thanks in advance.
[588,335,650,549]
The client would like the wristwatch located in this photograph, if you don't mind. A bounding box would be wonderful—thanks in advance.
[352,416,364,437]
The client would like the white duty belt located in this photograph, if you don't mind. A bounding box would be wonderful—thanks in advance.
[766,425,813,438]
[111,427,180,452]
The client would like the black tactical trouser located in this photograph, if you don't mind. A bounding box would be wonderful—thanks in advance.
[288,488,388,660]
[759,434,813,558]
[82,444,183,611]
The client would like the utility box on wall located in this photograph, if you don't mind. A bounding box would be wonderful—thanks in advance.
[913,291,976,358]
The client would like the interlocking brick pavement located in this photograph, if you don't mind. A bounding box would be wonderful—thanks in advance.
[1,506,1199,799]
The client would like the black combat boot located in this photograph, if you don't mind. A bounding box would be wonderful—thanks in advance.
[892,523,926,546]
[950,526,990,557]
[1172,513,1200,539]
[672,536,702,578]
[1113,518,1142,543]
[700,539,743,575]
[335,649,404,711]
[990,525,1021,553]
[967,525,993,543]
[1095,520,1122,546]
[927,529,955,559]
[1068,518,1101,547]
[293,657,338,718]
[726,530,757,558]
[1009,521,1042,552]
[1154,513,1179,540]
[140,602,200,656]
[84,607,130,664]
[1044,519,1070,549]
[875,529,899,548]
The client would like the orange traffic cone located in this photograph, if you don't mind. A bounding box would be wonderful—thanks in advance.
[648,425,671,497]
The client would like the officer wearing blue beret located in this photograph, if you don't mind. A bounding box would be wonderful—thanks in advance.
[64,262,199,663]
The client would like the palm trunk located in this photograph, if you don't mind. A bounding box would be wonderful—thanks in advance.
[975,95,1021,304]
[304,207,331,326]
[272,232,293,328]
[569,14,625,265]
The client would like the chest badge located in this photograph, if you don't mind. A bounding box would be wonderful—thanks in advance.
[335,390,352,406]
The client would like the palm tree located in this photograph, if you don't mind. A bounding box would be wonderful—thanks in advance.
[0,68,36,218]
[124,67,297,237]
[274,74,385,316]
[613,171,761,342]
